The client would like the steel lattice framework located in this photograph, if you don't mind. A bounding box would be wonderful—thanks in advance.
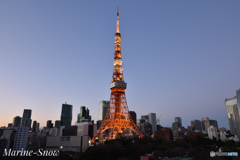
[91,9,143,143]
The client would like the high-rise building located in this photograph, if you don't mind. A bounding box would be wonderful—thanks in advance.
[209,120,218,130]
[237,89,240,117]
[172,122,180,131]
[32,121,37,132]
[174,117,182,127]
[12,116,21,127]
[46,120,53,129]
[140,122,152,135]
[225,97,240,137]
[201,117,218,133]
[55,120,62,127]
[129,111,136,125]
[191,120,202,132]
[201,117,210,133]
[137,119,145,129]
[21,109,32,130]
[77,106,91,123]
[61,103,72,127]
[98,101,109,121]
[77,106,86,122]
[97,120,103,129]
[5,127,29,150]
[36,123,40,132]
[141,115,149,123]
[86,108,90,120]
[148,113,157,134]
[208,126,218,140]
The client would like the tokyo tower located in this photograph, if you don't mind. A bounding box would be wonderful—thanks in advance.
[91,9,143,143]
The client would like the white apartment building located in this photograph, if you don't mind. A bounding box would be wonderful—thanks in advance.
[208,126,218,140]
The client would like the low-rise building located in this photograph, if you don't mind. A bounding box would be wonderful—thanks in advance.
[154,128,173,141]
[140,122,152,135]
[46,135,90,152]
[0,139,8,156]
[27,132,41,151]
[46,122,97,152]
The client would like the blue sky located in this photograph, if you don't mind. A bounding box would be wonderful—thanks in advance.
[0,1,240,129]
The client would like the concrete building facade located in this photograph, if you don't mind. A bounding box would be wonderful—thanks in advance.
[13,116,21,127]
[148,113,156,134]
[208,126,218,140]
[225,97,240,137]
[174,117,182,127]
[191,120,202,132]
[129,111,136,125]
[98,100,109,121]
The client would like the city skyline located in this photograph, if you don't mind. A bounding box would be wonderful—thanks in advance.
[1,1,240,129]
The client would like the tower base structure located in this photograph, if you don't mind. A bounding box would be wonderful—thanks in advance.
[91,85,143,143]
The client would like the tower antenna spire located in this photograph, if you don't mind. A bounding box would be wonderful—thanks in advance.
[116,7,119,33]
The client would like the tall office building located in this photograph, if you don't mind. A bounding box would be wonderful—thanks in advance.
[61,103,72,127]
[77,106,91,122]
[21,109,32,130]
[55,120,62,127]
[201,117,210,133]
[141,115,149,123]
[13,116,21,127]
[209,120,218,130]
[174,117,182,127]
[36,123,40,132]
[140,122,152,135]
[4,127,29,150]
[237,89,240,118]
[172,122,180,131]
[46,120,53,128]
[201,117,218,133]
[225,97,240,137]
[86,109,90,120]
[208,126,218,140]
[129,111,136,125]
[191,120,202,132]
[32,121,37,132]
[98,100,109,121]
[148,113,156,134]
[137,119,145,129]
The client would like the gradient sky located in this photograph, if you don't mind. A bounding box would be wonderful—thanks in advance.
[0,1,240,130]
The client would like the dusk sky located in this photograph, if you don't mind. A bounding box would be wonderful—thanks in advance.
[0,1,240,129]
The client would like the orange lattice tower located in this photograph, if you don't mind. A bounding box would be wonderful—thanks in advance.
[91,9,143,143]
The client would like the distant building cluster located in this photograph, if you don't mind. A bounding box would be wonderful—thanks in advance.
[0,102,95,155]
[1,88,240,155]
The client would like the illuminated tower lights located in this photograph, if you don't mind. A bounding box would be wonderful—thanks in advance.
[91,9,143,143]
